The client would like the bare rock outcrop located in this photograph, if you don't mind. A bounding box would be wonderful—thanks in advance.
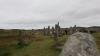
[60,32,100,56]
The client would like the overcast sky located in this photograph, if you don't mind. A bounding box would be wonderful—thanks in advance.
[0,0,100,29]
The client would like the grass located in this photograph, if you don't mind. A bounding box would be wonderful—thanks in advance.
[12,37,60,56]
[92,32,100,51]
[0,32,100,56]
[0,36,61,56]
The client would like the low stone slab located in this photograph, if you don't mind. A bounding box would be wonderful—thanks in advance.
[59,32,100,56]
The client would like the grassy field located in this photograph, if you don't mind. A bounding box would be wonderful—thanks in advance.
[0,34,62,56]
[93,32,100,51]
[0,32,100,56]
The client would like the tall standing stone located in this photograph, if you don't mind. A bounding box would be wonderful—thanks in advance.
[60,32,100,56]
[68,27,73,35]
[73,25,77,32]
[47,26,50,36]
[43,27,46,36]
[55,24,59,39]
[53,22,60,47]
[52,27,55,36]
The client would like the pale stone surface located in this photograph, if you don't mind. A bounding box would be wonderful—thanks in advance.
[60,32,100,56]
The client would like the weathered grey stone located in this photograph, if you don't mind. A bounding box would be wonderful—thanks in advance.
[43,27,46,36]
[52,22,61,48]
[60,32,100,56]
[47,26,50,35]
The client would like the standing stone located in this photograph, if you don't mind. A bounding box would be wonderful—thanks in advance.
[47,26,50,36]
[52,22,61,47]
[52,27,55,35]
[55,24,59,39]
[60,32,100,56]
[68,25,79,35]
[68,27,73,35]
[55,22,61,36]
[73,25,77,32]
[86,28,90,34]
[53,25,59,46]
[43,27,46,36]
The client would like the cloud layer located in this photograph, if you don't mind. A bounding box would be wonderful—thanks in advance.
[0,0,100,29]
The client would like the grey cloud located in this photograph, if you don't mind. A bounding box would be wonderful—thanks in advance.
[0,0,100,29]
